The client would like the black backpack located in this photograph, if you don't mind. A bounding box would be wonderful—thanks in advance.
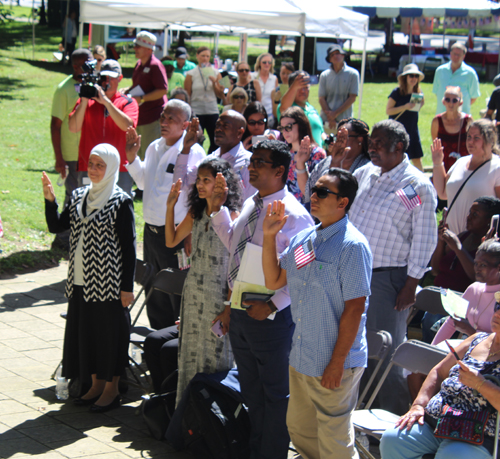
[181,380,250,459]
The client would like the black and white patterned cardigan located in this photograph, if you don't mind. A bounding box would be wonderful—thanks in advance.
[62,186,135,302]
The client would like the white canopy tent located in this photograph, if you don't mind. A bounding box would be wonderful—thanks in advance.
[79,0,369,115]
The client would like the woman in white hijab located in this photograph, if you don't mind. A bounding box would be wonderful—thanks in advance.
[43,144,136,413]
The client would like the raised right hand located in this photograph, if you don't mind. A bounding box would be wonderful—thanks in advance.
[431,138,444,165]
[41,171,56,202]
[263,201,288,238]
[210,173,228,211]
[167,179,182,208]
[125,126,141,163]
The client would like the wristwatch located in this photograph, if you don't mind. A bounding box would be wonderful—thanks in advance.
[267,300,278,313]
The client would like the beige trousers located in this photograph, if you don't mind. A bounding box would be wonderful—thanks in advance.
[287,365,364,459]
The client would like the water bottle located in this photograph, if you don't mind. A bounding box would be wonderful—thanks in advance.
[214,54,220,69]
[55,363,69,400]
[130,344,142,364]
[57,165,69,187]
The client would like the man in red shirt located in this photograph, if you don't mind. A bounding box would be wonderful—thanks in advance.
[69,59,138,197]
[125,31,168,160]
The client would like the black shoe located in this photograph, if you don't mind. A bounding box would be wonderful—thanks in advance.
[89,395,121,413]
[73,395,100,406]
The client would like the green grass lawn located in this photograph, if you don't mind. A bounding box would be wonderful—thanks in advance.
[0,15,496,273]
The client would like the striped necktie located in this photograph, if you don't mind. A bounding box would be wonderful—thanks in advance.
[228,195,263,284]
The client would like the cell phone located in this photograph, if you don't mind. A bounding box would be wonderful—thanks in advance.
[442,207,448,225]
[241,292,273,309]
[210,319,224,338]
[252,135,267,145]
[489,214,499,239]
[445,340,460,361]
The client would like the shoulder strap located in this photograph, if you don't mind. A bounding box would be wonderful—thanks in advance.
[447,159,491,214]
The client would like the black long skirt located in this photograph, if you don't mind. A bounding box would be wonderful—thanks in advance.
[62,285,131,386]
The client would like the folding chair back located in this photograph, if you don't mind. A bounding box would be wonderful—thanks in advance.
[357,329,392,409]
[129,259,155,327]
[365,340,448,410]
[407,286,450,326]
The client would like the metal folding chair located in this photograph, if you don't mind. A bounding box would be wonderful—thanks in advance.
[406,286,451,326]
[357,329,393,410]
[353,340,448,459]
[128,268,188,392]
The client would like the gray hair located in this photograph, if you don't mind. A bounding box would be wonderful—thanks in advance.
[166,99,191,122]
[477,239,500,266]
[372,119,410,153]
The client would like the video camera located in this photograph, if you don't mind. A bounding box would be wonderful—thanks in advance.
[79,60,109,98]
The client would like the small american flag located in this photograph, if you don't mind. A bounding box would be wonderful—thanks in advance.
[294,239,316,269]
[396,184,421,211]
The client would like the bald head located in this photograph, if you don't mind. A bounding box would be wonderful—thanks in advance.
[215,111,247,154]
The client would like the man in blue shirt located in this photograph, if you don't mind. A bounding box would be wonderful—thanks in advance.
[262,168,373,459]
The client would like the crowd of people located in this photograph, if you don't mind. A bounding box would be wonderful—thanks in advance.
[44,31,500,459]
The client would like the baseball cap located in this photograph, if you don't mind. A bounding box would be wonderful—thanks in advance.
[325,44,346,62]
[100,59,122,78]
[175,47,188,59]
[133,31,156,50]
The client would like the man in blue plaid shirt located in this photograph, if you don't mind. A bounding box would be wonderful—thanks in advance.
[262,168,372,459]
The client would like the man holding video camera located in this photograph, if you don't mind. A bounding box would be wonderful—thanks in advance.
[69,59,138,197]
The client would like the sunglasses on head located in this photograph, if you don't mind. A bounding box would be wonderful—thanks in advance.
[238,68,250,73]
[444,97,460,104]
[248,119,266,126]
[278,122,297,133]
[311,186,341,199]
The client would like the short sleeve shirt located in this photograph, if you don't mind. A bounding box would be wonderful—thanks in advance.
[432,61,480,115]
[173,60,196,76]
[318,63,359,122]
[51,75,81,161]
[132,54,168,125]
[167,72,185,98]
[74,93,139,172]
[280,217,372,377]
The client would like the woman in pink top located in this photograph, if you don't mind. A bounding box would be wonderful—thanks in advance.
[432,239,500,344]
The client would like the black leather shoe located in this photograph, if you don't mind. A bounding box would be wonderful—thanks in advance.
[73,395,100,406]
[89,395,121,413]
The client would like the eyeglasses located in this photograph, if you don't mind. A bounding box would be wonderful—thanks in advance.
[311,186,341,199]
[278,122,297,133]
[248,158,274,168]
[261,61,272,65]
[232,95,246,100]
[495,301,500,313]
[408,74,420,78]
[444,97,460,104]
[238,68,250,73]
[248,119,266,126]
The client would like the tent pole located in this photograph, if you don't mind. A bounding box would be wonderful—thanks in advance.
[79,22,84,49]
[32,0,35,60]
[312,37,317,74]
[239,34,248,62]
[408,18,413,59]
[299,34,305,71]
[358,37,366,118]
[163,26,168,56]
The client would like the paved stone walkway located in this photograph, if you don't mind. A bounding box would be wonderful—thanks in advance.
[0,262,192,459]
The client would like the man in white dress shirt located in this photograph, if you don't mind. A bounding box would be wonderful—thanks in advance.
[125,99,205,329]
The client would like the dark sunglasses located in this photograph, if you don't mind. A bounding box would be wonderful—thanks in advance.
[232,95,246,100]
[444,97,460,104]
[238,68,250,73]
[311,186,341,199]
[408,74,420,78]
[495,302,500,313]
[248,119,266,126]
[261,61,272,64]
[278,122,297,133]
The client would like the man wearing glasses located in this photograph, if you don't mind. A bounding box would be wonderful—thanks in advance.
[124,31,168,160]
[210,140,314,459]
[262,167,372,459]
[349,120,438,415]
